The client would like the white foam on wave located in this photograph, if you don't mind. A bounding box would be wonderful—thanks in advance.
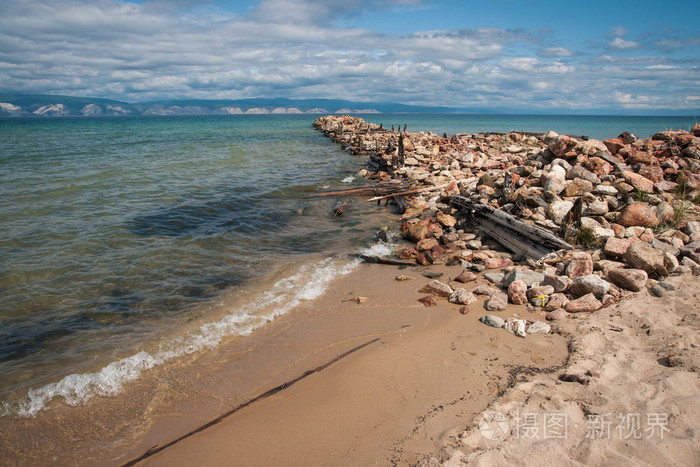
[2,255,365,418]
[341,175,355,183]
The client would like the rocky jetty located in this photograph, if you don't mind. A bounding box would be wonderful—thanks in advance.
[314,115,700,327]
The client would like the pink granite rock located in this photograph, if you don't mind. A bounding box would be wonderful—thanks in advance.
[616,203,659,228]
[565,293,603,312]
[566,252,594,279]
[607,268,648,292]
[507,280,528,305]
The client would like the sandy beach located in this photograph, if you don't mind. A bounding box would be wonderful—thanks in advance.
[115,261,700,466]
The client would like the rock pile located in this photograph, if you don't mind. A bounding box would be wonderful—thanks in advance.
[315,116,700,327]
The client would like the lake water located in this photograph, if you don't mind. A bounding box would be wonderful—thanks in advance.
[0,113,696,419]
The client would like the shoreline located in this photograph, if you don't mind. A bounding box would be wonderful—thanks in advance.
[2,115,700,465]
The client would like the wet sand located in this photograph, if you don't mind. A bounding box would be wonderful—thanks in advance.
[115,261,568,466]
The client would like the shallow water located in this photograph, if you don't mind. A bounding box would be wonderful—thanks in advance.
[0,112,696,418]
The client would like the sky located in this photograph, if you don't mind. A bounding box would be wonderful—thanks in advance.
[1,0,699,113]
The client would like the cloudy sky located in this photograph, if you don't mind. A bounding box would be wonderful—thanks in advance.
[1,0,699,113]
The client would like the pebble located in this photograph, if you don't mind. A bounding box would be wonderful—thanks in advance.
[649,285,665,297]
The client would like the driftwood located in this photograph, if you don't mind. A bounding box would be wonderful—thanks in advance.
[366,183,450,202]
[451,196,572,259]
[309,181,413,198]
[349,254,416,266]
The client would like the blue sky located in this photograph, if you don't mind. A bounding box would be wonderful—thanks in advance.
[1,0,699,113]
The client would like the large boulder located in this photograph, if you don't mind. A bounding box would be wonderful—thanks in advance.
[623,242,668,277]
[607,268,648,292]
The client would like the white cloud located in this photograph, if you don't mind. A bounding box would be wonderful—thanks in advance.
[607,37,641,50]
[0,0,697,111]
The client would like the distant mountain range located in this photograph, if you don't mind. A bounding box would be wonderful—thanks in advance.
[0,93,488,117]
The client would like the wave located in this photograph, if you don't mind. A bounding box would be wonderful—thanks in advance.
[1,239,395,418]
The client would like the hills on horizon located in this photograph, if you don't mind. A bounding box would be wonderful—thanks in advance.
[0,93,484,117]
[1,93,696,117]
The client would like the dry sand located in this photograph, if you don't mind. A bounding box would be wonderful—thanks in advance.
[436,275,700,466]
[126,264,700,467]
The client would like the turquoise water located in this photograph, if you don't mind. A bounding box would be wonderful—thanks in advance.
[0,113,696,416]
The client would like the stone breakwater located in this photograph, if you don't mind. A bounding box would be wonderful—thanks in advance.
[314,115,700,332]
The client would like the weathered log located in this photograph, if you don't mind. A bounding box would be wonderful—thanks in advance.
[349,254,416,266]
[451,196,572,259]
[366,183,450,202]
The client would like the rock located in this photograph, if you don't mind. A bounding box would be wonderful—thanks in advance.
[623,242,668,277]
[581,139,609,157]
[692,123,700,137]
[459,306,470,315]
[527,321,551,334]
[567,165,599,184]
[454,271,477,283]
[449,289,477,305]
[616,203,659,227]
[657,281,676,291]
[680,240,700,263]
[570,274,611,298]
[484,292,508,311]
[415,252,432,265]
[544,293,569,310]
[663,251,679,274]
[548,200,574,224]
[603,138,625,154]
[502,270,545,287]
[406,221,430,242]
[485,258,513,269]
[416,237,439,251]
[580,217,615,242]
[625,226,646,238]
[482,272,506,284]
[470,284,501,296]
[543,174,565,199]
[436,211,457,228]
[622,171,654,193]
[546,308,568,320]
[565,293,603,312]
[563,179,594,197]
[418,296,438,307]
[685,221,700,241]
[627,151,654,165]
[548,135,577,157]
[651,239,679,257]
[650,285,665,297]
[526,285,555,300]
[504,318,527,338]
[507,280,528,305]
[595,259,627,275]
[588,157,613,176]
[583,199,609,216]
[595,184,619,196]
[619,131,638,144]
[542,274,572,292]
[566,252,594,279]
[604,237,631,258]
[419,280,454,297]
[395,275,414,281]
[479,315,505,328]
